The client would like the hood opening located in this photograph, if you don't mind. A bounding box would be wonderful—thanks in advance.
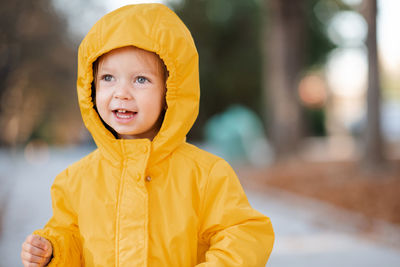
[89,46,169,140]
[77,4,200,162]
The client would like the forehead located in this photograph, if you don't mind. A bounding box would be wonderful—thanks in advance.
[98,46,162,71]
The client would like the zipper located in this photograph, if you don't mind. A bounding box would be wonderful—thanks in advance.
[115,159,128,267]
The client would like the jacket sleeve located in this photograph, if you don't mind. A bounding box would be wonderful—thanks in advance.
[33,169,83,266]
[196,160,274,267]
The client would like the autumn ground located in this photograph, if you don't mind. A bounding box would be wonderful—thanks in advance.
[237,159,400,231]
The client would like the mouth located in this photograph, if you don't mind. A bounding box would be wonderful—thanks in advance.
[113,109,137,119]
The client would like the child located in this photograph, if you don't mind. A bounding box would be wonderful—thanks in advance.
[21,4,274,266]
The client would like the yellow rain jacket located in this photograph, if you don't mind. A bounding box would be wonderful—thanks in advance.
[34,4,274,266]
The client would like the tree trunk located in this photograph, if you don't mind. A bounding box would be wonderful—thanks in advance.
[362,0,385,169]
[262,0,306,160]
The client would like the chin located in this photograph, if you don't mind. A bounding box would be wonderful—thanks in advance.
[117,130,137,136]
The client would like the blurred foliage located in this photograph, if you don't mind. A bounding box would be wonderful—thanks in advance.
[0,0,355,146]
[170,0,342,140]
[305,0,339,68]
[304,107,326,136]
[170,0,264,140]
[0,0,81,147]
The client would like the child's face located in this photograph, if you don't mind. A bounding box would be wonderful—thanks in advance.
[95,46,166,140]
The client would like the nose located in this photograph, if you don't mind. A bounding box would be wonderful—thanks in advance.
[114,80,132,100]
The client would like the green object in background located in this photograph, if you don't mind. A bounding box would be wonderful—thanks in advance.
[204,105,273,166]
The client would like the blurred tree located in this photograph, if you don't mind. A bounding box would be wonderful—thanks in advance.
[0,0,81,147]
[169,0,263,140]
[262,0,307,160]
[262,0,339,160]
[360,0,385,169]
[170,0,337,146]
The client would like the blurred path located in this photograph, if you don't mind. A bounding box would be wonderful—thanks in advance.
[245,188,400,267]
[0,146,93,267]
[1,147,400,266]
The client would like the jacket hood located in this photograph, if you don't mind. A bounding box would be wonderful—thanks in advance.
[77,4,199,164]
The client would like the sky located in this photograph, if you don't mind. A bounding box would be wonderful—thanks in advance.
[377,0,400,72]
[102,0,166,11]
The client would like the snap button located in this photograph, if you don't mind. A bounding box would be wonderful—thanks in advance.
[145,176,152,182]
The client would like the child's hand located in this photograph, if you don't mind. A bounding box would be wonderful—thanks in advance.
[21,234,53,267]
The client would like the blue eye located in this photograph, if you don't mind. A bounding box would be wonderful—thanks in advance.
[137,76,148,84]
[103,74,113,82]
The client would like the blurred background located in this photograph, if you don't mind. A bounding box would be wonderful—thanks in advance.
[0,0,399,266]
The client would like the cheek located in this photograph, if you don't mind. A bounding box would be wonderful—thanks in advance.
[95,93,102,108]
[95,90,110,111]
[141,87,165,109]
[156,86,167,109]
[142,97,160,112]
[155,91,166,112]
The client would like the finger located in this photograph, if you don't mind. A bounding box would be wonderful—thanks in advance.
[22,260,40,267]
[25,234,35,243]
[29,235,49,250]
[21,250,45,264]
[22,242,47,257]
[41,237,52,254]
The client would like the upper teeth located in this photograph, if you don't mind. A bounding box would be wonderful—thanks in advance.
[118,110,127,113]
